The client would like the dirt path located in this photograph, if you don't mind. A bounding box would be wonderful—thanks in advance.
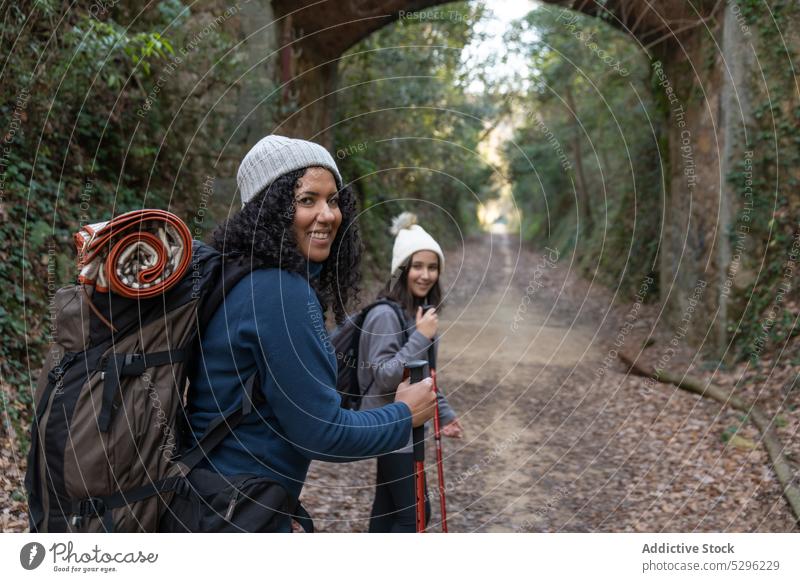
[304,233,797,532]
[428,232,653,532]
[432,233,607,532]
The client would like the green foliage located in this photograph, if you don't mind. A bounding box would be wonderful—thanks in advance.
[0,1,253,444]
[504,7,662,297]
[724,0,800,361]
[334,3,494,278]
[720,425,739,443]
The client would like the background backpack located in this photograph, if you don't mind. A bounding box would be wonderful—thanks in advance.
[331,299,408,410]
[24,241,256,532]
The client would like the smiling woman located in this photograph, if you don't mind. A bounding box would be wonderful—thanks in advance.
[291,167,343,263]
[158,136,438,533]
[356,212,464,532]
[210,135,356,323]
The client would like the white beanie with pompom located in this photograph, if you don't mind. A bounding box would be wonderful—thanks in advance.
[390,212,445,276]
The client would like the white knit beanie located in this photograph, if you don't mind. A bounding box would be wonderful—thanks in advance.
[237,135,343,207]
[390,212,445,276]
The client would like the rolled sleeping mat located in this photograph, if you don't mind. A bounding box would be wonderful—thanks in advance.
[74,209,192,299]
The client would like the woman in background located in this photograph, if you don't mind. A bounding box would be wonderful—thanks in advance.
[358,213,464,532]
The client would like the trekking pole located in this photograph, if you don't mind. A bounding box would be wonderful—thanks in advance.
[405,359,429,533]
[422,305,448,533]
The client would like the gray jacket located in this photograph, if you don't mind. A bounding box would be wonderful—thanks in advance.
[357,303,457,453]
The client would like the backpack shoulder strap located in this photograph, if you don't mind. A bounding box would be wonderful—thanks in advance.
[180,372,260,471]
[196,254,254,332]
[348,299,403,354]
[363,299,409,342]
[179,251,261,465]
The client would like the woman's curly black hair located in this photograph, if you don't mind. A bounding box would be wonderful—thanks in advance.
[211,167,361,324]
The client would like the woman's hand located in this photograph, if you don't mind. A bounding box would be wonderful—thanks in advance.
[415,306,438,340]
[394,378,436,427]
[441,418,464,439]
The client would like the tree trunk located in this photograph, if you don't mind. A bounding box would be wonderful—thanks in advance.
[565,85,592,232]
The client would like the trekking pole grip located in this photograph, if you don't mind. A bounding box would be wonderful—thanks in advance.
[405,360,428,462]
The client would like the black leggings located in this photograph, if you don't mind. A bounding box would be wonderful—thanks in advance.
[368,453,431,533]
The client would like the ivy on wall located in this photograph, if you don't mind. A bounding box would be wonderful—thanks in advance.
[1,1,251,448]
[727,0,800,362]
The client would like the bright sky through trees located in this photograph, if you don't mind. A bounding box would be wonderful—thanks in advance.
[462,0,536,93]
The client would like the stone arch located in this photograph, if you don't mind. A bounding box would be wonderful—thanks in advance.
[272,1,716,142]
[239,1,755,352]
